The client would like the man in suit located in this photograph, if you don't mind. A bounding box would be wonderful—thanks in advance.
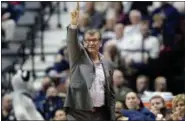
[64,2,115,121]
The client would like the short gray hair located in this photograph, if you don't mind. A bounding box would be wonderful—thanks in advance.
[84,29,102,41]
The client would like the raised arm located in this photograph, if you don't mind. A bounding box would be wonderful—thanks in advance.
[67,2,82,67]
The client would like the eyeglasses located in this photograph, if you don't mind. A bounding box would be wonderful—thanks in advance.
[84,39,99,44]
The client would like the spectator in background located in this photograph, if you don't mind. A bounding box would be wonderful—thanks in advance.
[104,23,124,54]
[151,14,164,45]
[139,20,160,62]
[103,40,119,65]
[47,70,68,94]
[1,2,16,42]
[154,76,167,92]
[113,23,125,51]
[113,69,132,102]
[130,2,153,17]
[120,20,160,76]
[47,69,69,95]
[54,46,69,74]
[136,75,150,98]
[101,8,116,40]
[149,95,168,120]
[41,86,64,120]
[95,2,111,14]
[151,2,180,49]
[112,2,127,24]
[84,2,103,28]
[102,23,124,64]
[34,76,52,111]
[53,109,67,121]
[51,46,70,93]
[124,10,142,38]
[171,94,185,121]
[115,101,124,119]
[2,94,16,121]
[8,1,25,21]
[122,92,156,121]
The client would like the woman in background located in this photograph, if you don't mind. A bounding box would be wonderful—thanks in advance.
[121,91,155,121]
[171,94,185,121]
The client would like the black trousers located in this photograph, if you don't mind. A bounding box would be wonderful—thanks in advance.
[66,106,109,121]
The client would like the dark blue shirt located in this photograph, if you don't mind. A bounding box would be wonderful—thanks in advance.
[41,96,64,120]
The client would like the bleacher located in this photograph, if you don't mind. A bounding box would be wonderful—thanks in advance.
[2,2,63,93]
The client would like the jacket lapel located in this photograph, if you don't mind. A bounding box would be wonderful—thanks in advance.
[101,59,110,91]
[84,51,110,89]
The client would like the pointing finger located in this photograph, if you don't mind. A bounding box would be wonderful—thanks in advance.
[76,2,80,11]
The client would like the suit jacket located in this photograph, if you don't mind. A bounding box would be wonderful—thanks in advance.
[64,26,115,120]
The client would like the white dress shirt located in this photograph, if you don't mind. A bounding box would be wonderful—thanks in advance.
[120,33,160,63]
[90,62,105,107]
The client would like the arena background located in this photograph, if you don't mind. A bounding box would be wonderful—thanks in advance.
[1,1,185,121]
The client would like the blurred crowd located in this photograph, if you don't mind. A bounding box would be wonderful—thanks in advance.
[1,1,25,46]
[1,1,54,47]
[2,1,185,121]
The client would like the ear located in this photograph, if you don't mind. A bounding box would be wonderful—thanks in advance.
[21,70,30,82]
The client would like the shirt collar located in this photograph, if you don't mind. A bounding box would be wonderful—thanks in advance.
[94,53,104,65]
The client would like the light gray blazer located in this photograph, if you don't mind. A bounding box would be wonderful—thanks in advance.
[64,27,115,120]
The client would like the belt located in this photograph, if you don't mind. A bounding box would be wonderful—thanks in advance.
[91,106,105,113]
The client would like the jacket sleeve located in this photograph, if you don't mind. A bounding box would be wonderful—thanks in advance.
[109,62,116,120]
[67,26,82,68]
[110,80,116,120]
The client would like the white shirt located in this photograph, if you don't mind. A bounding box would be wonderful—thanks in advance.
[124,24,141,38]
[89,62,105,107]
[115,36,125,51]
[120,33,160,63]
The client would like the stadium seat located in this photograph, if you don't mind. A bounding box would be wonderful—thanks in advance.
[25,2,41,11]
[2,43,22,56]
[2,57,17,73]
[17,11,38,27]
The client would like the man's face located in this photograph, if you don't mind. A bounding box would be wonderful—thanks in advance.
[114,2,122,13]
[115,101,123,118]
[155,79,166,92]
[129,15,140,25]
[84,32,101,54]
[136,77,148,93]
[54,110,67,121]
[150,98,164,111]
[2,95,12,110]
[47,87,57,97]
[42,77,51,90]
[113,70,124,86]
[125,92,139,110]
[114,24,124,39]
[106,18,116,30]
[115,101,123,112]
